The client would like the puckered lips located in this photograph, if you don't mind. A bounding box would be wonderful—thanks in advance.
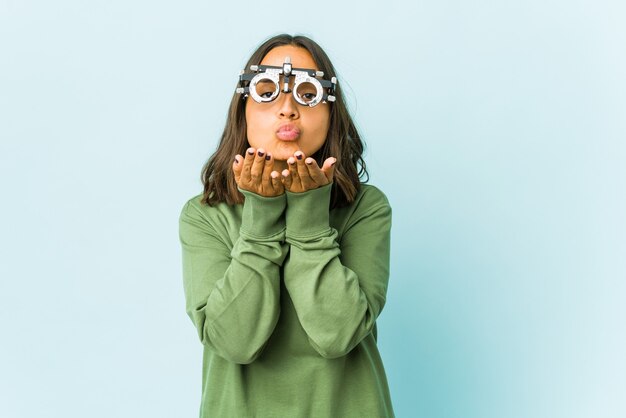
[276,123,301,141]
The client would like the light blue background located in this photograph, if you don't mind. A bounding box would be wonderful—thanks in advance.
[1,1,624,417]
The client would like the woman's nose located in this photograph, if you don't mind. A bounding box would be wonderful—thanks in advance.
[276,89,299,118]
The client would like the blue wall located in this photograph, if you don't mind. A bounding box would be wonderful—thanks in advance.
[1,1,624,417]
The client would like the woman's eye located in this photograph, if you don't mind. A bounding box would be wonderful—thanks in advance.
[260,92,273,98]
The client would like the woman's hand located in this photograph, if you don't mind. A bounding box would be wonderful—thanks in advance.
[282,150,336,193]
[233,147,284,197]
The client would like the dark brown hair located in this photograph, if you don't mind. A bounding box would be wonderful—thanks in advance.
[200,33,369,208]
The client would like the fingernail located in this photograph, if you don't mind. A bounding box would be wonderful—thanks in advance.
[288,158,295,165]
[234,157,238,163]
[296,153,303,160]
[247,149,254,155]
[306,158,312,165]
[258,150,264,157]
[265,154,270,160]
[331,159,336,166]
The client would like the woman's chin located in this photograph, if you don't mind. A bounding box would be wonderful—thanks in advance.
[270,143,299,159]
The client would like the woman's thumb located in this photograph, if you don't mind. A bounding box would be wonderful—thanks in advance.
[233,155,242,184]
[322,157,336,183]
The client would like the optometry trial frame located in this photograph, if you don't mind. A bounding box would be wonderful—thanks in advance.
[235,56,337,107]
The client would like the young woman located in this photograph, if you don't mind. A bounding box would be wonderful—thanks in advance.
[179,33,395,417]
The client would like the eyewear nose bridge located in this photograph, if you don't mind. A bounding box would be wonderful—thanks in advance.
[256,74,297,91]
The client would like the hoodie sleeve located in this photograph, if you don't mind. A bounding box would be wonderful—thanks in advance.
[178,189,288,364]
[283,182,392,358]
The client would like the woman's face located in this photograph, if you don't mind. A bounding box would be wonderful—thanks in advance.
[245,45,331,164]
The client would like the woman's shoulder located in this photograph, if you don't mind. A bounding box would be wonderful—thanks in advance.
[179,192,234,223]
[182,192,205,208]
[353,182,391,209]
[180,193,202,215]
[332,183,392,238]
[332,182,392,223]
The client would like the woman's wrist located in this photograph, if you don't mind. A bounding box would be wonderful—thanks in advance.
[284,182,333,240]
[238,186,287,240]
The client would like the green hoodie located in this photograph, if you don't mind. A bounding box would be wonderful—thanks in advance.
[178,181,395,417]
